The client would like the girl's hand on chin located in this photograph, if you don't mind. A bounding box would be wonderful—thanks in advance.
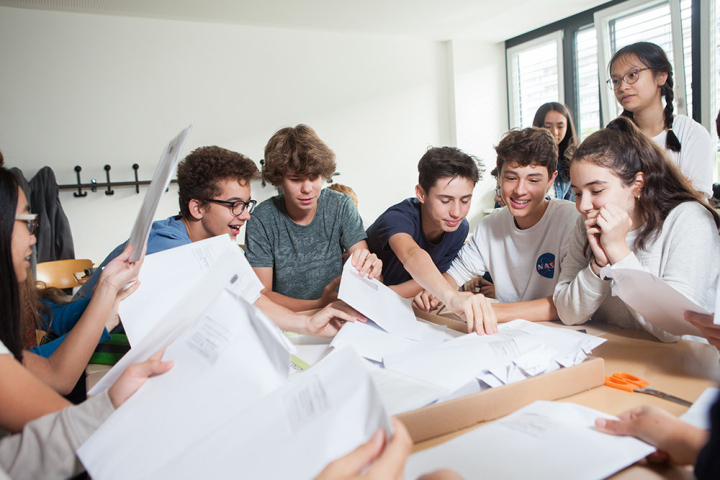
[596,204,633,263]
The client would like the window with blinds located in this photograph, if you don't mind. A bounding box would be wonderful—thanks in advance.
[506,32,563,128]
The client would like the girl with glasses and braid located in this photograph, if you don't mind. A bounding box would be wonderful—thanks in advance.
[607,41,714,198]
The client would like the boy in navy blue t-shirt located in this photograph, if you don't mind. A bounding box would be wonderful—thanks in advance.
[366,147,498,334]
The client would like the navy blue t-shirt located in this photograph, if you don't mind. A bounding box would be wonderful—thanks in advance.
[365,198,468,286]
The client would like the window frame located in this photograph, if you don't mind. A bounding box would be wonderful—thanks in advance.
[506,31,566,128]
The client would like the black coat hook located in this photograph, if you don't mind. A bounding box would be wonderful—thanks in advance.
[104,165,114,195]
[73,166,87,197]
[132,164,140,193]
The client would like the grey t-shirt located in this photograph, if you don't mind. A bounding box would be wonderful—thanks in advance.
[245,188,367,300]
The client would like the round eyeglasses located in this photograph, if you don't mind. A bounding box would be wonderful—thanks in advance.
[204,198,257,216]
[15,213,38,235]
[606,68,650,90]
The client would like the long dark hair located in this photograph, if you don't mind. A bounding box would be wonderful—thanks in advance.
[532,102,578,180]
[609,42,681,152]
[572,117,719,250]
[0,167,24,360]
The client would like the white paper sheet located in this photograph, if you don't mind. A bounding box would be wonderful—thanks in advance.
[139,347,393,480]
[681,387,719,429]
[500,320,606,368]
[602,267,707,336]
[405,401,656,480]
[366,361,450,415]
[127,124,192,262]
[338,260,423,340]
[119,234,263,346]
[90,244,269,394]
[78,291,293,480]
[383,331,546,392]
[330,318,458,363]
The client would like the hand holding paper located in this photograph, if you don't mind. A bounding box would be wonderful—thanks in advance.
[601,267,709,336]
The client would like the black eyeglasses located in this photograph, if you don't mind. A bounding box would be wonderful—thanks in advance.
[15,213,38,235]
[606,68,651,90]
[204,198,257,216]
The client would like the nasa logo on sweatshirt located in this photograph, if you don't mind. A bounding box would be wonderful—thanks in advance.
[536,253,556,279]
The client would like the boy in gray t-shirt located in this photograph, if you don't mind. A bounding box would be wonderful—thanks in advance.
[245,124,381,312]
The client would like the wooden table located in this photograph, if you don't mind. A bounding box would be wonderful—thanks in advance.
[414,321,720,479]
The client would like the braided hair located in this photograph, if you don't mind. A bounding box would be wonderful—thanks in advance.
[609,42,681,153]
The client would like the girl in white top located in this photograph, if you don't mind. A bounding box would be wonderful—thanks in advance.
[608,41,714,198]
[554,117,720,342]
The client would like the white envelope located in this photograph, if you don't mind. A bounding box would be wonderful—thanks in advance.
[602,267,707,336]
[140,347,394,480]
[127,124,192,263]
[91,244,268,395]
[78,290,293,480]
[119,234,264,346]
[338,260,423,340]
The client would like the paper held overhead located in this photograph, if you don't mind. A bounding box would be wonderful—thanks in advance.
[337,259,424,340]
[601,266,709,336]
[127,123,193,262]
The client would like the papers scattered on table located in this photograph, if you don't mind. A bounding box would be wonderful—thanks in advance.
[79,291,294,480]
[330,318,459,363]
[119,234,263,346]
[405,401,655,480]
[338,260,424,340]
[601,267,708,336]
[381,320,606,397]
[127,124,193,263]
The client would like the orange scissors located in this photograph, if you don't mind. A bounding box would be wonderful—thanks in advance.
[604,372,692,407]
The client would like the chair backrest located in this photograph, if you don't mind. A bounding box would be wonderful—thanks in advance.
[35,259,94,290]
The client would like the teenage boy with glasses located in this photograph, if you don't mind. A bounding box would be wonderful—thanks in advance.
[80,145,363,337]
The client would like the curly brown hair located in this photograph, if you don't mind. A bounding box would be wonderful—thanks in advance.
[495,127,558,176]
[262,125,336,187]
[177,146,259,218]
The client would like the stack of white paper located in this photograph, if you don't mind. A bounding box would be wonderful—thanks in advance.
[405,401,655,480]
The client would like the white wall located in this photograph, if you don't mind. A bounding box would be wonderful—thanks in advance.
[0,6,507,261]
[451,39,508,226]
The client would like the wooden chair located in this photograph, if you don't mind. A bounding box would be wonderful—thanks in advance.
[35,259,94,290]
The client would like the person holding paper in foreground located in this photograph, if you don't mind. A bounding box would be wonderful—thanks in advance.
[0,159,144,396]
[365,147,496,334]
[81,145,363,337]
[554,117,720,342]
[0,165,174,479]
[414,128,579,332]
[245,125,382,312]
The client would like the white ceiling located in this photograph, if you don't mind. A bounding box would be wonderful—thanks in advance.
[0,0,609,42]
